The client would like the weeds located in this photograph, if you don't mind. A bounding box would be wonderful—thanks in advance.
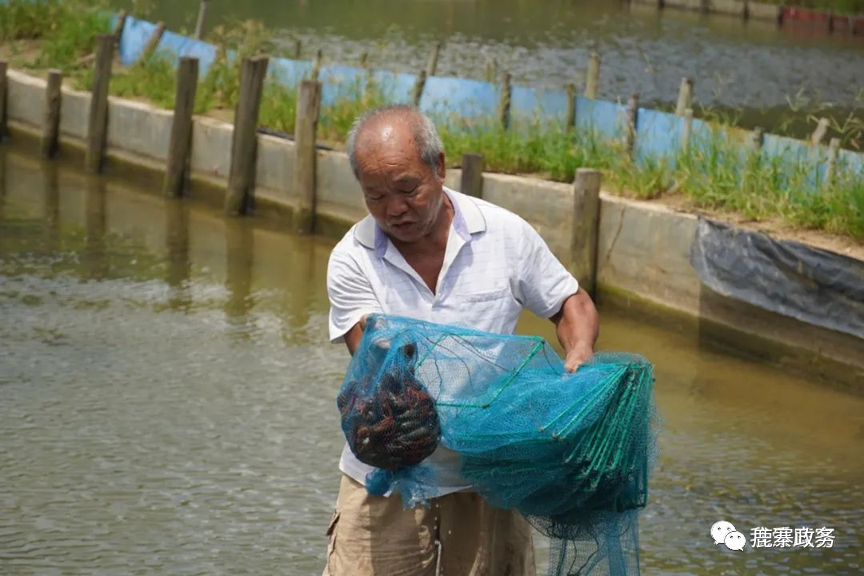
[0,0,110,70]
[0,4,861,239]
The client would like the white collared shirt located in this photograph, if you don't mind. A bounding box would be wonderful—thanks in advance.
[327,187,580,497]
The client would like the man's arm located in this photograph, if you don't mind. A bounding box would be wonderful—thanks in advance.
[343,317,367,356]
[550,289,600,373]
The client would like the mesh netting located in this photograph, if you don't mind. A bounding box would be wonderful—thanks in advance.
[337,314,657,576]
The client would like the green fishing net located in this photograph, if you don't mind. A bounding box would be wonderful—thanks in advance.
[337,314,657,576]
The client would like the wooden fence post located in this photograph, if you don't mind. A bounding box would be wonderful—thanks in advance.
[625,93,639,155]
[0,61,9,141]
[681,107,693,151]
[194,0,210,40]
[42,69,63,159]
[164,57,199,197]
[294,80,322,234]
[571,168,602,297]
[311,49,322,81]
[498,71,512,130]
[810,118,829,146]
[136,21,166,65]
[425,42,441,77]
[675,77,693,116]
[294,39,302,59]
[112,10,128,47]
[485,57,497,83]
[584,52,600,99]
[823,137,840,186]
[460,153,484,199]
[412,69,427,107]
[86,35,114,174]
[566,83,577,131]
[750,126,764,151]
[225,55,269,215]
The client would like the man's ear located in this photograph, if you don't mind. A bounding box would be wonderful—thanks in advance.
[436,151,446,182]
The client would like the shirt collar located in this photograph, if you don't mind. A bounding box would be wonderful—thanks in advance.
[353,187,486,256]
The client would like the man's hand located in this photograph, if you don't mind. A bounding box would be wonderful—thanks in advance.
[564,342,594,373]
[551,290,599,373]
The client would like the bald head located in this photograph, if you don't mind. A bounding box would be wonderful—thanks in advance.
[346,106,449,244]
[347,105,444,181]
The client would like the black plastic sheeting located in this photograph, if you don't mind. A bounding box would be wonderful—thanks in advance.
[689,219,864,340]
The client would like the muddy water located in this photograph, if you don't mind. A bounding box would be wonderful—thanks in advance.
[118,0,864,137]
[0,148,862,575]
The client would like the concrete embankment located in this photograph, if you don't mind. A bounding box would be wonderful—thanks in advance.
[4,67,862,389]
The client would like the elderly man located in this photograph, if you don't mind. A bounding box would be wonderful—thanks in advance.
[324,105,599,576]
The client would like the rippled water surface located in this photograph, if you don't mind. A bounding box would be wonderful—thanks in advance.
[1,148,863,575]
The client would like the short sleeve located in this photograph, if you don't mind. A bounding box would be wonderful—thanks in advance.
[515,219,580,319]
[327,246,383,344]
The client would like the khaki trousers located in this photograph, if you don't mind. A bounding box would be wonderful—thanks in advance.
[322,474,536,576]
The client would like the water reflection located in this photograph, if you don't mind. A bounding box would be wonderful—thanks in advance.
[164,198,191,312]
[42,162,60,253]
[1,150,862,574]
[225,217,254,331]
[83,176,107,280]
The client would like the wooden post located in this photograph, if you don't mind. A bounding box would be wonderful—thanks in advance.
[681,107,693,150]
[460,153,484,199]
[485,57,497,83]
[294,40,302,59]
[412,69,427,107]
[86,35,114,174]
[164,57,199,197]
[584,52,600,99]
[311,49,322,81]
[225,56,269,216]
[823,137,840,186]
[566,83,577,131]
[294,80,322,234]
[136,22,166,65]
[675,77,693,116]
[750,126,764,151]
[194,1,210,39]
[571,168,602,297]
[41,69,63,159]
[112,10,128,47]
[425,42,442,77]
[359,52,368,68]
[625,93,639,154]
[810,118,830,146]
[743,0,750,21]
[0,61,8,142]
[498,71,512,130]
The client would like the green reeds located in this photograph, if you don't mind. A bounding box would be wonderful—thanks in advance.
[0,0,110,71]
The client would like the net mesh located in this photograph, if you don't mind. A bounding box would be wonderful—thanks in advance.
[337,314,657,576]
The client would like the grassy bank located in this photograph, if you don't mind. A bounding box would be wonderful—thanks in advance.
[0,1,862,240]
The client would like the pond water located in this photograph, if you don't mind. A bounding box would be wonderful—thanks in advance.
[0,147,862,575]
[113,0,864,138]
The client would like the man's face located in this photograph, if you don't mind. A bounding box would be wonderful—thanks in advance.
[354,124,446,244]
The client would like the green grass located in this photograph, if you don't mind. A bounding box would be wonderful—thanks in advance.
[0,1,110,70]
[0,5,861,240]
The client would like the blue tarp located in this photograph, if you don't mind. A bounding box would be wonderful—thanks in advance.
[634,108,682,165]
[117,16,158,66]
[419,76,499,119]
[575,97,627,140]
[110,13,864,182]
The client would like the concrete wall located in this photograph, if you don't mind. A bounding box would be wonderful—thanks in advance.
[3,67,862,388]
[632,0,780,21]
